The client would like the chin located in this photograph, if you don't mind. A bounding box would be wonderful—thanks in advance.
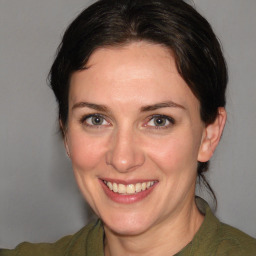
[101,210,155,236]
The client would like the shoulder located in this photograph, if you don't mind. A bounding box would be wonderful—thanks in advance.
[215,222,256,255]
[0,220,104,256]
[0,235,72,256]
[187,197,256,256]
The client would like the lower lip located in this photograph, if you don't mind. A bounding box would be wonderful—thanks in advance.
[100,180,157,204]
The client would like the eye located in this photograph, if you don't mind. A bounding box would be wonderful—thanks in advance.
[81,114,110,127]
[147,115,175,128]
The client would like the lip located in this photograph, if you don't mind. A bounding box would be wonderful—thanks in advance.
[99,178,158,204]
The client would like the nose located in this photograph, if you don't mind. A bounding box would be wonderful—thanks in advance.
[106,128,145,173]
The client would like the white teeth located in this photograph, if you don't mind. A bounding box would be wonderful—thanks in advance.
[127,184,135,194]
[118,184,126,194]
[104,180,156,195]
[113,183,118,193]
[141,182,146,191]
[135,183,142,193]
[107,182,113,191]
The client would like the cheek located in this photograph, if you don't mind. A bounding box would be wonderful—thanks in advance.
[68,132,106,171]
[145,133,200,173]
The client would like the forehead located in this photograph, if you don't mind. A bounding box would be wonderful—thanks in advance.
[69,42,199,111]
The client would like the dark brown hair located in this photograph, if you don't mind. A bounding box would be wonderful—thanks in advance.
[49,0,228,204]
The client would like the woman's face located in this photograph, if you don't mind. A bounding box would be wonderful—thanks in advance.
[65,42,208,235]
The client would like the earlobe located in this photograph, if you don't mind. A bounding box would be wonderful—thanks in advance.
[197,107,227,162]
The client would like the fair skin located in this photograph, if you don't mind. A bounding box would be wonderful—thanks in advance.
[64,42,226,256]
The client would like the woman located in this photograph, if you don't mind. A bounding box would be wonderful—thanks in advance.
[1,0,256,255]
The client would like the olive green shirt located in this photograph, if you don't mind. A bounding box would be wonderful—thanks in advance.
[1,198,256,255]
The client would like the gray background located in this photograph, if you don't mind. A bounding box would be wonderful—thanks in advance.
[0,0,255,248]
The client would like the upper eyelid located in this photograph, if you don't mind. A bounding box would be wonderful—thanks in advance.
[147,114,175,123]
[142,115,175,129]
[80,113,110,124]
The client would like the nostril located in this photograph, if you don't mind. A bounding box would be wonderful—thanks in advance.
[105,130,145,172]
[105,148,145,173]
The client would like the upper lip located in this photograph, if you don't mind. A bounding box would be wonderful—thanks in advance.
[100,178,158,185]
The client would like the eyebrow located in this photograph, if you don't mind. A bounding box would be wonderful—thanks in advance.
[72,100,185,112]
[140,101,185,112]
[72,102,109,112]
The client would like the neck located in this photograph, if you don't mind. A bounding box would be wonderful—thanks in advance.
[104,197,204,256]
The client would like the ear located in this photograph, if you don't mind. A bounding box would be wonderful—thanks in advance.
[197,107,227,162]
[59,119,70,158]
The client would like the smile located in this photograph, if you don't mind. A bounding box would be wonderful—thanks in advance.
[103,180,157,195]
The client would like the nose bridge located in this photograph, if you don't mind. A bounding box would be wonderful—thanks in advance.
[106,125,145,172]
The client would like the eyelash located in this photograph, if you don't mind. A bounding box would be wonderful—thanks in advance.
[80,114,110,128]
[79,114,175,129]
[145,115,175,129]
